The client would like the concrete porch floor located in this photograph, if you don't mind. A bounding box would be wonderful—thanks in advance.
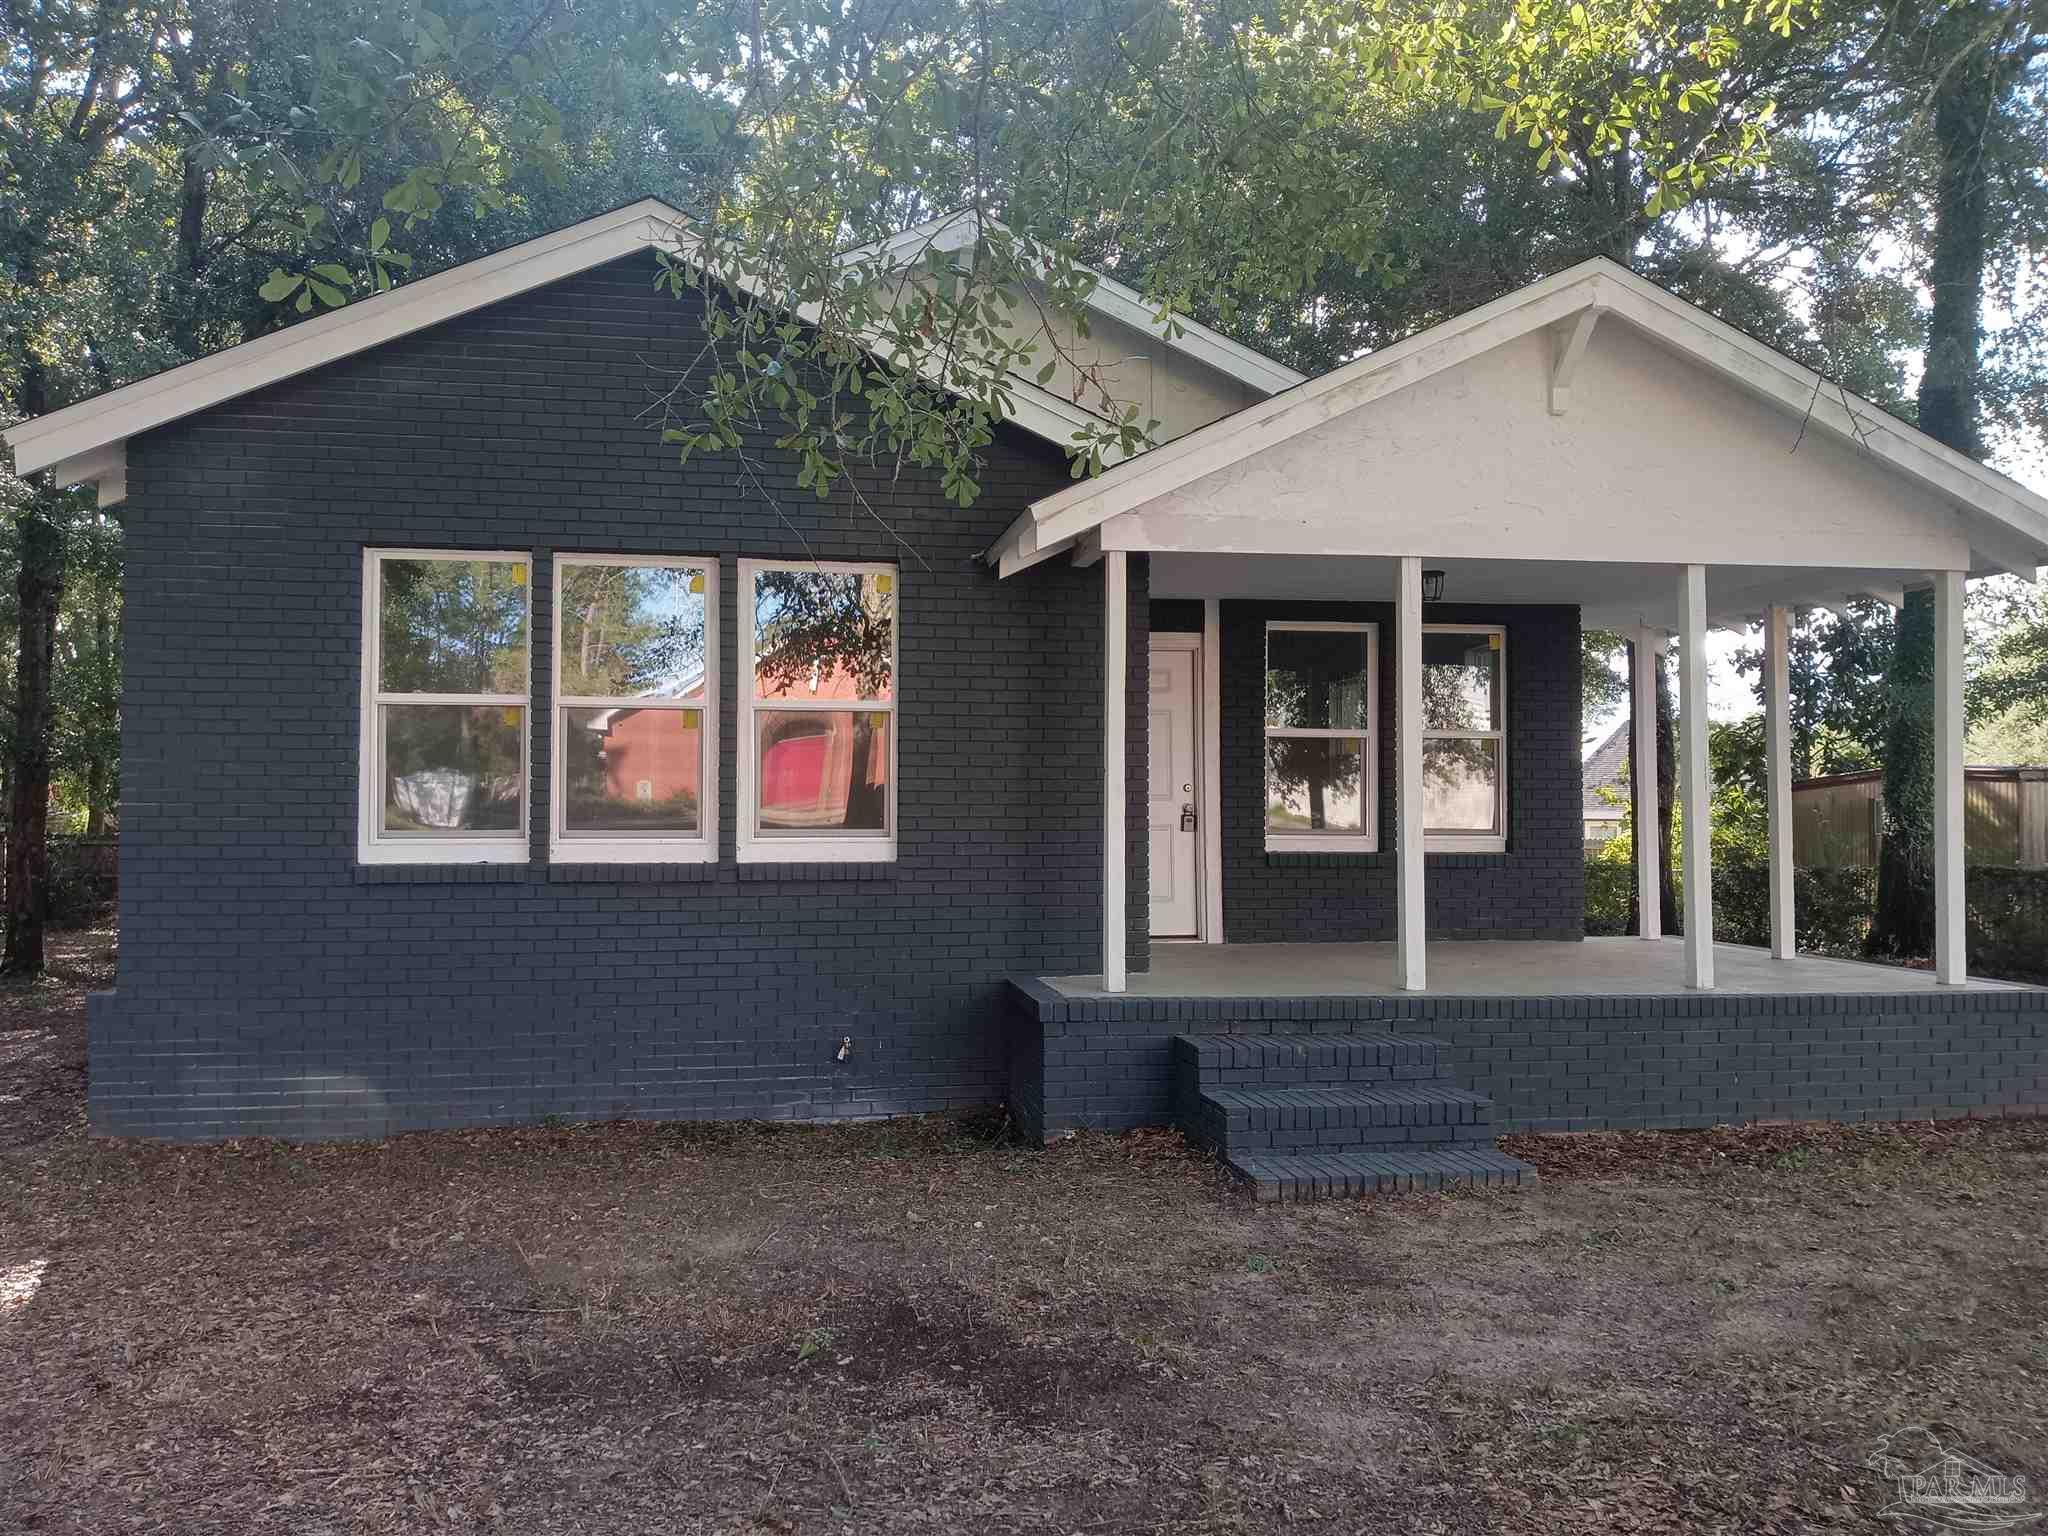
[1046,937,2034,999]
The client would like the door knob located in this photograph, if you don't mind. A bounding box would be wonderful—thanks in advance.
[1180,803,1198,832]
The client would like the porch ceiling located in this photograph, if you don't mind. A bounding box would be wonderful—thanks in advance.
[1046,939,2032,1000]
[1147,552,1922,631]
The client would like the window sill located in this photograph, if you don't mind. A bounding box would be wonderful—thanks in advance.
[737,840,895,866]
[1265,837,1379,856]
[549,840,715,866]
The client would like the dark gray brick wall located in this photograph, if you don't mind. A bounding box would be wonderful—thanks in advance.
[1008,982,2048,1138]
[1221,600,1584,942]
[99,250,1151,1141]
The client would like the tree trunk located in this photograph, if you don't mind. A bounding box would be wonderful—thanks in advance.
[5,487,66,975]
[1656,657,1680,935]
[1868,21,1994,957]
[84,579,112,838]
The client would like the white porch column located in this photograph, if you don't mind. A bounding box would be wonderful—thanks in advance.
[1103,549,1128,993]
[1631,628,1662,942]
[1395,556,1426,991]
[1763,605,1796,959]
[1679,565,1715,989]
[1935,569,1967,985]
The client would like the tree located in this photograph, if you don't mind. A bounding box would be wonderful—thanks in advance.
[0,0,712,970]
[1867,2,2046,959]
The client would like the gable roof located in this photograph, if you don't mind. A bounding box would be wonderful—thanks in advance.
[988,256,2048,582]
[5,198,1301,507]
[855,209,1307,395]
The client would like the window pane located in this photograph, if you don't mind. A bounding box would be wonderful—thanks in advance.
[1266,628,1369,729]
[378,558,528,694]
[753,569,894,703]
[562,706,702,833]
[558,564,708,700]
[756,710,889,832]
[381,704,524,832]
[1424,736,1501,834]
[1423,631,1500,731]
[1265,736,1366,835]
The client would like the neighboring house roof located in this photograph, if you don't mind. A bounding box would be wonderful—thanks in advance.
[4,198,1302,508]
[986,256,2048,586]
[1583,722,1631,820]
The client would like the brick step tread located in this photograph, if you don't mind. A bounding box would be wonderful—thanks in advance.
[1227,1147,1536,1203]
[1175,1032,1444,1079]
[1204,1082,1492,1120]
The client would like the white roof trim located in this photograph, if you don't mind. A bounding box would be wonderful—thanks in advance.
[990,257,2048,580]
[4,197,1113,498]
[849,209,1307,396]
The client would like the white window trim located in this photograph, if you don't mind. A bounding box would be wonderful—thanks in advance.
[736,558,899,864]
[550,554,719,864]
[359,547,533,866]
[1423,622,1509,855]
[1263,620,1380,854]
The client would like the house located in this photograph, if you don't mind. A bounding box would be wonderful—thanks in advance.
[9,200,2048,1196]
[1795,764,2048,868]
[1582,721,1631,850]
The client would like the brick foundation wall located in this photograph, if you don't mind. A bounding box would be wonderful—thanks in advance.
[1008,981,2048,1138]
[100,251,1151,1141]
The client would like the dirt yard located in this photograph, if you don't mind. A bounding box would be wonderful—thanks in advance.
[3,928,2044,1534]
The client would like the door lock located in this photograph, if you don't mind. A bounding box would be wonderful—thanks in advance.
[1180,802,1198,833]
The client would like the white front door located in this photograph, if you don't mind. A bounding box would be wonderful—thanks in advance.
[1149,637,1201,938]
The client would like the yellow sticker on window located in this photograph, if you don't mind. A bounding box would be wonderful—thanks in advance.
[869,711,890,729]
[510,563,527,587]
[1488,633,1502,649]
[689,571,706,594]
[501,707,519,726]
[680,708,700,726]
[874,573,894,594]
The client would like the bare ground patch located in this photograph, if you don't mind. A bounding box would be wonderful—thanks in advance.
[3,958,2045,1533]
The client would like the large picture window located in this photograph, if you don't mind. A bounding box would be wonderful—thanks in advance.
[552,555,717,862]
[738,560,897,863]
[1423,625,1508,852]
[1264,622,1377,851]
[360,549,531,864]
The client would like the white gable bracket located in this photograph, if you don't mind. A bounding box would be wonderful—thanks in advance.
[1549,292,1605,416]
[48,445,128,509]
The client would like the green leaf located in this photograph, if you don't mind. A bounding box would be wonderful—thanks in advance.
[258,269,303,303]
[311,263,353,287]
[369,217,390,253]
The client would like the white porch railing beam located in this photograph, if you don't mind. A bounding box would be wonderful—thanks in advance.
[1103,549,1129,993]
[1679,565,1715,989]
[1631,628,1663,942]
[1395,555,1426,991]
[1763,605,1796,959]
[1934,569,1967,985]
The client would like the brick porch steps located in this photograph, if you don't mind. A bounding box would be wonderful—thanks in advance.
[1171,1031,1536,1202]
[1230,1146,1536,1202]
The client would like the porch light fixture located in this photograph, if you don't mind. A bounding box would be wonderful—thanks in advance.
[1421,569,1446,603]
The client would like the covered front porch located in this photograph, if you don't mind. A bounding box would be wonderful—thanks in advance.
[991,254,2048,1164]
[987,257,2048,1001]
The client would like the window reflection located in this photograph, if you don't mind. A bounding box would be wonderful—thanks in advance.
[756,710,889,832]
[752,570,894,703]
[563,706,702,833]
